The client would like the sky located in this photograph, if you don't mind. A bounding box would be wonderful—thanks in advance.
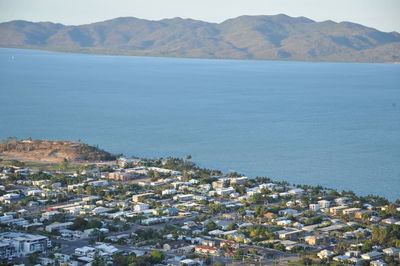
[0,0,399,32]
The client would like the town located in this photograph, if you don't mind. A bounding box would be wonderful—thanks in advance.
[0,155,399,266]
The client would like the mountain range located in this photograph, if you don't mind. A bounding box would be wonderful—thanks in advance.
[1,14,399,62]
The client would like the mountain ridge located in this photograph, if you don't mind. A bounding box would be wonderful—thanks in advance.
[1,14,399,62]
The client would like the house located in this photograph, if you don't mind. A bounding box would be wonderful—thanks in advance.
[305,235,327,245]
[382,247,400,256]
[117,158,136,168]
[288,188,304,195]
[279,209,299,216]
[27,189,43,196]
[354,210,372,219]
[280,240,299,251]
[108,172,135,181]
[180,259,202,265]
[163,240,187,251]
[345,250,361,257]
[230,176,249,185]
[212,180,227,188]
[45,222,73,232]
[317,249,334,259]
[202,240,216,247]
[277,229,302,240]
[329,206,348,216]
[342,208,361,217]
[134,203,149,212]
[95,244,119,255]
[309,204,320,211]
[173,194,194,201]
[370,260,388,266]
[277,219,292,226]
[361,251,384,260]
[87,180,109,187]
[317,200,331,208]
[92,207,112,215]
[0,193,20,204]
[333,255,350,262]
[162,189,177,195]
[220,241,239,249]
[215,187,236,196]
[82,196,101,202]
[41,210,60,220]
[141,217,168,225]
[67,183,84,190]
[334,197,348,205]
[381,218,399,225]
[75,246,96,257]
[195,246,220,255]
[264,212,276,219]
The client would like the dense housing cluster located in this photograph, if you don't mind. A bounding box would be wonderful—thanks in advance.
[0,156,399,266]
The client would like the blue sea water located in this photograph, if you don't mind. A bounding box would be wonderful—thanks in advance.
[0,48,399,200]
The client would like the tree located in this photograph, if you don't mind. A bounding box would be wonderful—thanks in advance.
[233,249,244,260]
[150,250,165,263]
[250,193,263,204]
[209,203,226,214]
[205,221,220,231]
[204,257,212,265]
[227,222,238,231]
[60,158,69,171]
[233,184,246,195]
[86,186,95,195]
[254,205,267,217]
[88,219,103,229]
[92,251,107,266]
[28,252,39,264]
[72,217,88,230]
[299,257,313,265]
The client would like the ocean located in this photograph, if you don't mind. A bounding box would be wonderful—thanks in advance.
[1,48,399,200]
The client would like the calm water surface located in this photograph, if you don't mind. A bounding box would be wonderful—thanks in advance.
[1,48,399,200]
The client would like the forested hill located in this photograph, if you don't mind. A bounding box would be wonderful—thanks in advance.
[0,14,399,62]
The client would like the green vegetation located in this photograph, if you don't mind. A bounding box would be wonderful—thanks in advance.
[2,15,399,63]
[371,225,400,248]
[113,250,165,265]
[71,217,103,231]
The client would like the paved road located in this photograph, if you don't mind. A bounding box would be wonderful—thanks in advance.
[51,238,90,254]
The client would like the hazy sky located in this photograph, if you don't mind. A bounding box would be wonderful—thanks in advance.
[0,0,399,32]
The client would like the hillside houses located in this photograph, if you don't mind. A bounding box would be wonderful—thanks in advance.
[0,156,398,265]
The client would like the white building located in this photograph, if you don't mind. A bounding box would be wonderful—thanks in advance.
[318,200,331,208]
[134,203,150,212]
[309,204,320,211]
[215,187,236,196]
[230,176,249,184]
[45,222,73,232]
[75,246,96,257]
[0,232,50,257]
[173,194,194,201]
[162,189,177,196]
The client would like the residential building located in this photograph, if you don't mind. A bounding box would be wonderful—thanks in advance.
[45,222,73,232]
[0,232,50,256]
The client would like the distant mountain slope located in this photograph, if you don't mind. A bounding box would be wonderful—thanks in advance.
[1,14,399,62]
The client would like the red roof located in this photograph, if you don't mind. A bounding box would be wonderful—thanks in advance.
[195,245,219,251]
[221,241,237,245]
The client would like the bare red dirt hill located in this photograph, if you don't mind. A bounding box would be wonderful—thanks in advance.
[0,138,117,163]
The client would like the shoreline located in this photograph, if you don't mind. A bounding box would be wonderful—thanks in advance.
[1,46,398,64]
[1,152,397,203]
